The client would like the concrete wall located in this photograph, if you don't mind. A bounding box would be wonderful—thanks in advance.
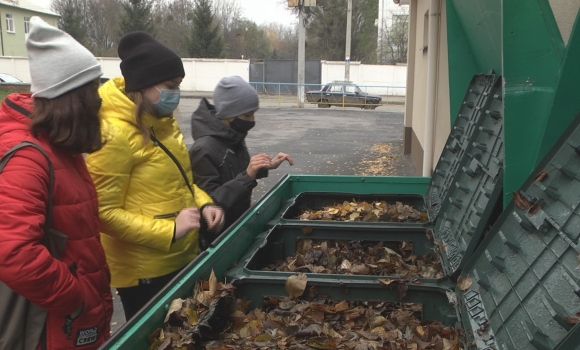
[321,61,407,96]
[0,56,407,95]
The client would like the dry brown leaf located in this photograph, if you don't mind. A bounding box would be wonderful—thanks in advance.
[285,273,308,299]
[457,276,473,291]
[512,191,531,210]
[527,202,541,216]
[164,298,184,323]
[351,263,371,275]
[535,171,548,182]
[208,269,217,296]
[301,226,313,235]
[334,300,349,312]
[378,278,392,286]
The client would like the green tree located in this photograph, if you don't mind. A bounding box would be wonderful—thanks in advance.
[118,0,156,37]
[304,0,378,63]
[188,0,224,58]
[51,0,89,47]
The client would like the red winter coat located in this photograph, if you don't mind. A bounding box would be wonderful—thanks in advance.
[0,94,113,350]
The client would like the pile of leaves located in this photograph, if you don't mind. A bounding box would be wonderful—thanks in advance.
[296,200,429,223]
[148,270,237,349]
[261,239,444,279]
[149,272,464,350]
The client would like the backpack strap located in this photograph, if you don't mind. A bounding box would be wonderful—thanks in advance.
[0,141,55,231]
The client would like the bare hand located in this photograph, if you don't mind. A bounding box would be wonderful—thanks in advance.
[175,207,200,240]
[202,205,225,232]
[269,152,294,169]
[246,153,272,179]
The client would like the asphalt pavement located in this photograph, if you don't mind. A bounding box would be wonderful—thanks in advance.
[109,95,415,334]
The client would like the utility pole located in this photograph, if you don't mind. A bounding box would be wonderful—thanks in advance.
[297,0,306,107]
[345,0,352,81]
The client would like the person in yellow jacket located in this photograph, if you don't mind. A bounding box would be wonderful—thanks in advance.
[86,32,225,321]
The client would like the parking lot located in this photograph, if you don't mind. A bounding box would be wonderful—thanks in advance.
[109,97,416,332]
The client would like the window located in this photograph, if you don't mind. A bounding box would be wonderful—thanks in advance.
[5,14,14,33]
[24,17,30,34]
[344,85,357,93]
[330,85,343,93]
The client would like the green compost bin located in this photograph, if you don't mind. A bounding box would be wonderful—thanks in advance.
[99,73,505,349]
[101,111,580,349]
[98,175,431,350]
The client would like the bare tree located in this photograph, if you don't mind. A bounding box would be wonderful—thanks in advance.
[212,0,243,35]
[262,23,298,59]
[377,11,408,64]
[86,0,123,56]
[155,0,195,56]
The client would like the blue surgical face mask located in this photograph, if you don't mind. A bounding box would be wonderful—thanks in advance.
[153,86,180,116]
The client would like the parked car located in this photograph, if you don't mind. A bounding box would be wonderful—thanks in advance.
[305,81,382,109]
[0,73,24,83]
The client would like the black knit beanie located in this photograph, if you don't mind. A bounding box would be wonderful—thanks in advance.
[118,31,185,92]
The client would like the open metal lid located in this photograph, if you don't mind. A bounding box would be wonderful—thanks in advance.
[457,112,580,349]
[426,73,498,221]
[433,77,504,278]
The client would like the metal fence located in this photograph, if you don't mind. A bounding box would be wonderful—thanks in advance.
[249,82,406,108]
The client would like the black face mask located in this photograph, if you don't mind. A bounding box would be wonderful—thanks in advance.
[229,117,255,133]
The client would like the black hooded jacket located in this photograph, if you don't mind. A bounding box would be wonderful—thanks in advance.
[189,98,267,232]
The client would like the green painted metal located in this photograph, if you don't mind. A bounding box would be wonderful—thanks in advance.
[447,0,580,205]
[502,0,564,204]
[446,1,481,125]
[539,14,580,167]
[447,0,501,126]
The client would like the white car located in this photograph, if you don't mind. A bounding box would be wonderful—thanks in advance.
[0,73,24,83]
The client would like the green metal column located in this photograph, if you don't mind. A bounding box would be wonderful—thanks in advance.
[502,0,563,203]
[539,13,580,163]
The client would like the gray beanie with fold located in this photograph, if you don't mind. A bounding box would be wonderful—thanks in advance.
[213,76,259,119]
[26,16,102,99]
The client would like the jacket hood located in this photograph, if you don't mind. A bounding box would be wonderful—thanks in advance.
[99,77,175,132]
[190,98,245,144]
[0,93,34,140]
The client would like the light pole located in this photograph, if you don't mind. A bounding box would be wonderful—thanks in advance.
[297,0,306,107]
[345,0,352,81]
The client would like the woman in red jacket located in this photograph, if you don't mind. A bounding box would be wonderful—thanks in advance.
[0,17,112,349]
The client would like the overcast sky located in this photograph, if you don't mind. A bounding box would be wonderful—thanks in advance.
[27,0,298,27]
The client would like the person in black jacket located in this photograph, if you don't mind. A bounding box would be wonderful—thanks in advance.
[189,76,293,249]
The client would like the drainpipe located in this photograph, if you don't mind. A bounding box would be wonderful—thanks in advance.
[422,0,440,176]
[0,10,4,56]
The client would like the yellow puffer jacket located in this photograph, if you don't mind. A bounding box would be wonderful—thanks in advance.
[86,78,213,288]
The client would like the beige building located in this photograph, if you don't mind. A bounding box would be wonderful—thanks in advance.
[403,0,579,177]
[0,0,58,57]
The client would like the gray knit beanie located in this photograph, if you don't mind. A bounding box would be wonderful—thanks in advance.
[213,76,259,119]
[26,16,102,99]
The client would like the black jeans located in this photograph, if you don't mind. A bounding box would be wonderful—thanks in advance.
[116,268,183,321]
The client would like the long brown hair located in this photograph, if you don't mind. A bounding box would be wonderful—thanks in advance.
[30,80,103,154]
[125,90,153,144]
